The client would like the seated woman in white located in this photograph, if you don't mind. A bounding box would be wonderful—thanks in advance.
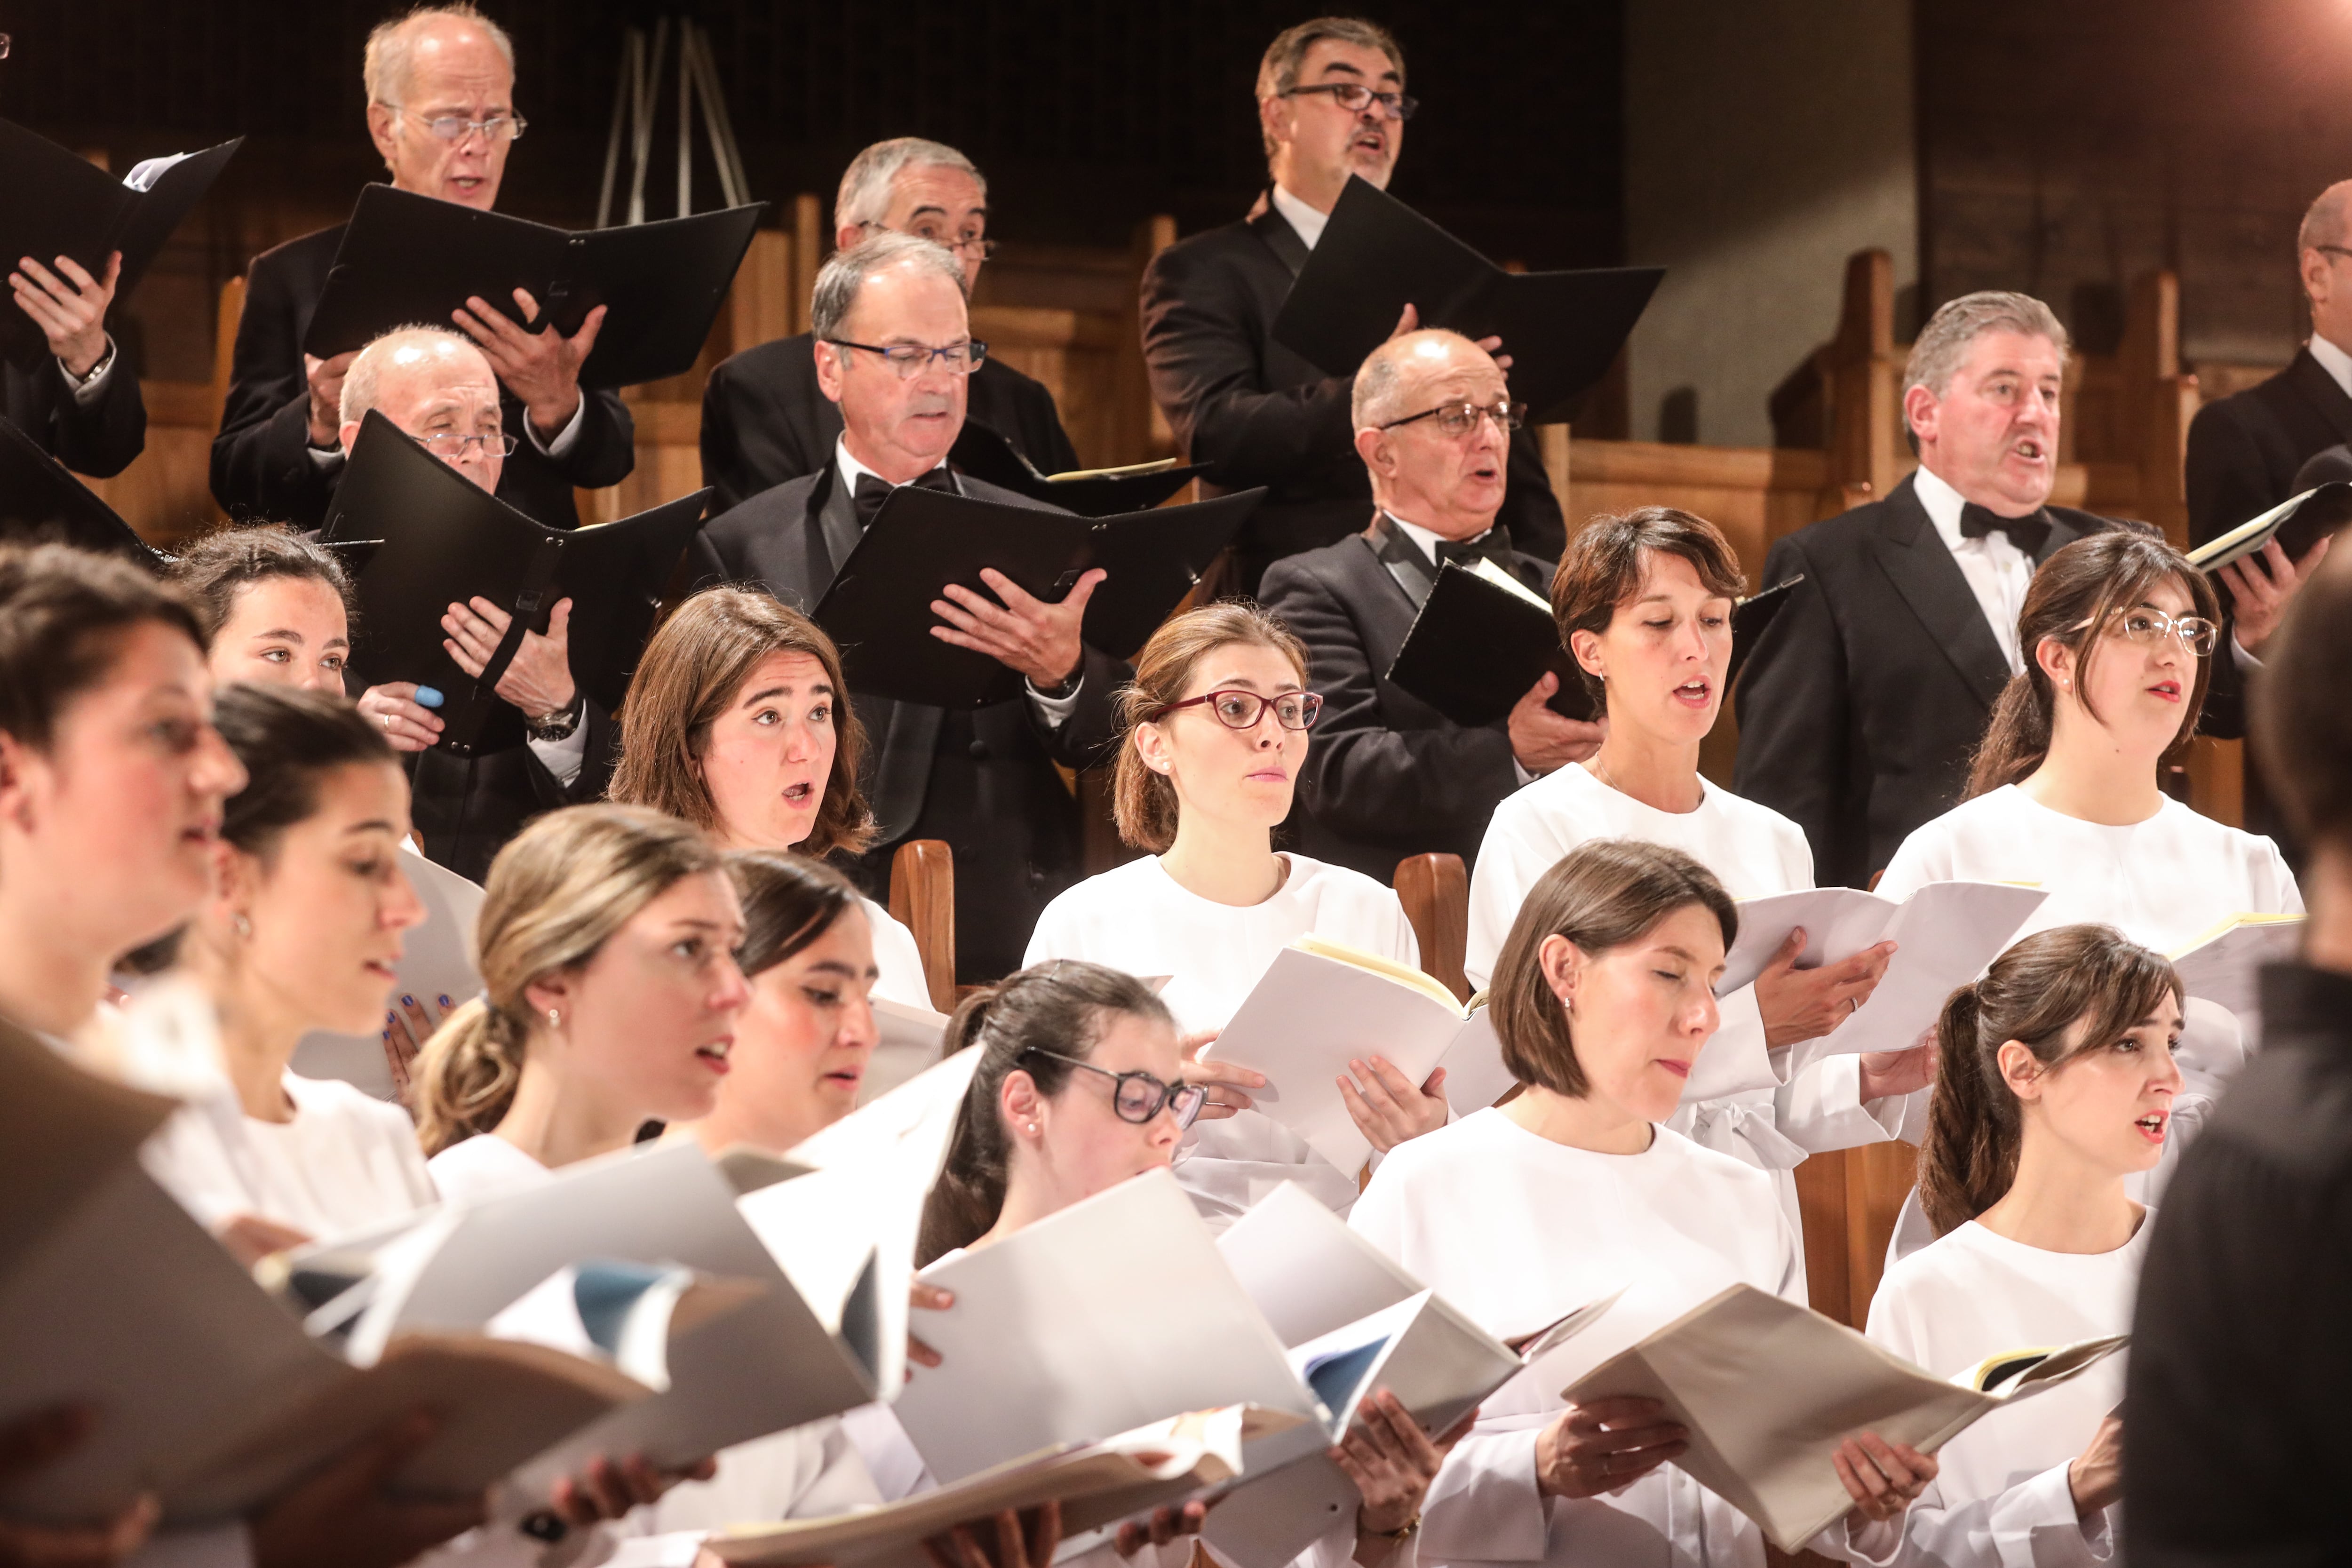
[1463,508,1922,1210]
[610,586,931,1009]
[1357,838,1936,1568]
[900,959,1454,1568]
[1024,604,1439,1226]
[1828,924,2185,1567]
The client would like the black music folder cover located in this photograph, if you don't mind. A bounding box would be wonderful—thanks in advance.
[302,185,765,387]
[815,485,1263,709]
[0,415,163,566]
[948,420,1206,518]
[320,410,708,753]
[2186,481,2352,573]
[1271,175,1663,422]
[0,119,240,371]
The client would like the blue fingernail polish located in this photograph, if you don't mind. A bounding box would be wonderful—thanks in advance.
[438,994,452,1007]
[414,686,444,708]
[402,995,415,1006]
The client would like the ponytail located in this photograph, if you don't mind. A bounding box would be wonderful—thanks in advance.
[1918,985,2010,1235]
[413,996,526,1155]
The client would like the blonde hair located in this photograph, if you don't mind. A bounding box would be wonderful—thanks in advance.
[1111,603,1308,853]
[412,804,723,1154]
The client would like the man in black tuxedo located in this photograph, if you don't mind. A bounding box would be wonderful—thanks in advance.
[1261,329,1602,882]
[5,247,143,478]
[1139,17,1565,589]
[699,137,1077,515]
[210,5,632,531]
[691,234,1123,980]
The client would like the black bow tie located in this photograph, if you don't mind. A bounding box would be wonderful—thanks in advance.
[852,466,957,530]
[1957,502,2050,557]
[1432,523,1517,570]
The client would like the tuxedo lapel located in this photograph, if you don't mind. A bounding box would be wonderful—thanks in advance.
[1363,513,1438,609]
[1249,204,1311,279]
[2283,348,2352,446]
[1867,477,2014,710]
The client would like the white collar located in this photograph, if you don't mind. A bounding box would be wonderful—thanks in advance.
[1909,462,1972,550]
[1269,183,1329,250]
[2310,333,2352,403]
[833,435,952,499]
[1383,509,1490,565]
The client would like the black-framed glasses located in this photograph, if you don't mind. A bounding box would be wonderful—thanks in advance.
[1379,400,1527,436]
[2073,607,2220,657]
[856,220,999,260]
[1149,688,1323,731]
[1020,1047,1208,1129]
[414,431,518,459]
[2317,244,2352,265]
[1280,82,1417,120]
[825,338,990,378]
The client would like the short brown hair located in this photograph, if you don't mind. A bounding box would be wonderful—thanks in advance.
[2252,526,2352,848]
[1549,508,1746,704]
[1255,17,1406,161]
[610,587,874,858]
[0,542,207,755]
[1112,603,1309,853]
[1487,839,1737,1098]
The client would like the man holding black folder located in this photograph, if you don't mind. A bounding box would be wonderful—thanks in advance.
[5,246,144,479]
[1262,329,1601,880]
[699,136,1079,514]
[1139,17,1566,588]
[210,4,633,532]
[692,234,1124,981]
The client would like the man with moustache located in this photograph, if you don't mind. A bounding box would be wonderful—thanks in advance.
[1140,16,1566,589]
[1259,329,1602,880]
[211,2,633,530]
[691,234,1123,980]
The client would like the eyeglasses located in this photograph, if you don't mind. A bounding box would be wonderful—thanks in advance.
[2074,607,2220,657]
[1380,400,1527,436]
[1019,1047,1208,1129]
[383,107,528,144]
[1148,688,1323,731]
[1280,82,1418,120]
[413,431,518,459]
[825,338,991,378]
[2317,245,2352,265]
[857,220,999,261]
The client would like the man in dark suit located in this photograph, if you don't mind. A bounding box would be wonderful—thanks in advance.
[1261,329,1602,882]
[1139,17,1565,589]
[692,234,1123,981]
[210,6,632,531]
[699,136,1077,515]
[5,247,143,477]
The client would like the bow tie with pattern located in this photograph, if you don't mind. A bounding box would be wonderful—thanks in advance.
[1957,502,2050,557]
[1433,523,1517,570]
[852,466,957,530]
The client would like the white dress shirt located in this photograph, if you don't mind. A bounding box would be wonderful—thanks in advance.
[2308,331,2352,401]
[1911,463,2034,674]
[1270,183,1329,249]
[59,335,119,404]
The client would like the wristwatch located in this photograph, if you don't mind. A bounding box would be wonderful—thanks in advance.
[525,693,584,741]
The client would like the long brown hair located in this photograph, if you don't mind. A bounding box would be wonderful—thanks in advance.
[610,587,875,857]
[1918,923,2182,1235]
[1967,530,2218,797]
[1111,602,1308,853]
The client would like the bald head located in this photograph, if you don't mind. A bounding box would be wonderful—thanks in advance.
[2301,180,2352,355]
[1351,330,1511,540]
[340,327,505,493]
[364,5,519,210]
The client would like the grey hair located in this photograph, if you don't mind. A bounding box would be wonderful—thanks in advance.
[1351,327,1485,430]
[2300,181,2352,260]
[364,4,516,106]
[1901,291,2071,403]
[834,137,986,234]
[1256,17,1406,162]
[340,325,489,428]
[808,232,969,345]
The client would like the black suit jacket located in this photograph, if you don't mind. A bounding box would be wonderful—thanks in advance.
[2185,346,2352,549]
[409,700,618,885]
[1732,474,2111,889]
[698,332,1079,515]
[4,351,144,478]
[1139,205,1565,581]
[688,462,1124,980]
[1259,515,1542,881]
[210,222,636,530]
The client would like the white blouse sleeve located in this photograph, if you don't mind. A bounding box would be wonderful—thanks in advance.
[1819,1460,2111,1568]
[1776,1051,1905,1154]
[1464,817,1547,992]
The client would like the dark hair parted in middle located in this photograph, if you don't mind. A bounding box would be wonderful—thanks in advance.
[1488,838,1738,1098]
[915,959,1176,1265]
[166,524,355,639]
[0,541,208,755]
[213,683,399,858]
[1548,508,1747,704]
[726,849,861,980]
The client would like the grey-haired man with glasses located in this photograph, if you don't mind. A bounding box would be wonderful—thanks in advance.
[211,1,635,533]
[1141,16,1566,590]
[1261,328,1602,881]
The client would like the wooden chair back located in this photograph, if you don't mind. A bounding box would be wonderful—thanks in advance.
[888,838,958,1014]
[211,274,246,431]
[1392,852,1470,1002]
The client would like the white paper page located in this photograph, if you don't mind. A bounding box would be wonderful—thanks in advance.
[293,849,484,1099]
[860,999,951,1107]
[1432,1010,1514,1116]
[1216,1182,1421,1348]
[1207,948,1477,1173]
[2170,915,2305,1021]
[891,1168,1318,1483]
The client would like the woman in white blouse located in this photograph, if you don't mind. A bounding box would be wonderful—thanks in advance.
[1355,839,1935,1568]
[1024,604,1440,1226]
[1463,508,1923,1206]
[610,587,932,1009]
[1835,925,2184,1567]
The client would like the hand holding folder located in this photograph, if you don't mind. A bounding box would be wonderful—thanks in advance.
[2185,481,2351,573]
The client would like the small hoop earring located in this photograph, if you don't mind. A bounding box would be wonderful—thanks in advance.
[232,913,252,939]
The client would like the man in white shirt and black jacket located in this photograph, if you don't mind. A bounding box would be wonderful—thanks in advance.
[5,245,145,478]
[690,234,1125,981]
[1260,328,1602,882]
[1139,16,1566,589]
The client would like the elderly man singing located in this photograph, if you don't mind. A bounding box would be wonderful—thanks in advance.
[1259,329,1602,881]
[691,233,1123,980]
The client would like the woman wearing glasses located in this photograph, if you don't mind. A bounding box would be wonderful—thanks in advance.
[1022,605,1439,1227]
